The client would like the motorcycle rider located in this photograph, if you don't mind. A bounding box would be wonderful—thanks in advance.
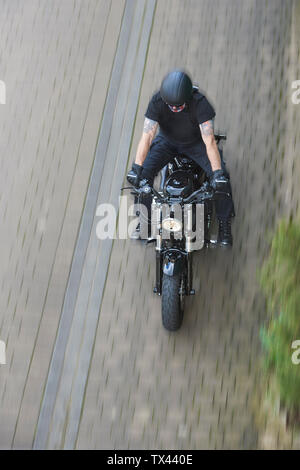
[127,69,235,246]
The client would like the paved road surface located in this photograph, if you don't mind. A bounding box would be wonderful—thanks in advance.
[0,0,299,450]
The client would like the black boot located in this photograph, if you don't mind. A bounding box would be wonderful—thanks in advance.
[217,218,233,246]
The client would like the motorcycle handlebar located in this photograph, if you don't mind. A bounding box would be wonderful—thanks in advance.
[183,188,231,203]
[120,185,166,202]
[182,188,212,203]
[120,185,230,204]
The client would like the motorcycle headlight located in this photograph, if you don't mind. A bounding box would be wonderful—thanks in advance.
[162,217,182,233]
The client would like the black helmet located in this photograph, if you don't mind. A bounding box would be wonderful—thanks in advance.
[160,70,193,106]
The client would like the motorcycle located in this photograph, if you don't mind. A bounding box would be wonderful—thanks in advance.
[122,134,230,331]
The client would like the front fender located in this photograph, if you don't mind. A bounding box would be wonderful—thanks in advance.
[163,254,185,277]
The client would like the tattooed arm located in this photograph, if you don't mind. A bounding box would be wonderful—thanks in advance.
[135,118,158,165]
[200,120,222,171]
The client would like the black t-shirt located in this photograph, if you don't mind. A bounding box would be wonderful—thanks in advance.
[145,90,216,146]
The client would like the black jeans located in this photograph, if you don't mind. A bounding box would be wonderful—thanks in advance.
[141,134,235,219]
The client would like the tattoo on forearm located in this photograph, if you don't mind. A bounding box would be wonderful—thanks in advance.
[200,120,214,137]
[143,118,158,134]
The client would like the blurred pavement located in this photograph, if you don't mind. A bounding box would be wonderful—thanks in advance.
[0,0,299,450]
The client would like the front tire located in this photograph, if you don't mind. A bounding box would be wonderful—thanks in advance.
[161,274,184,331]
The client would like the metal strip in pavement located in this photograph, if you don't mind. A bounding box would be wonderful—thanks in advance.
[34,0,156,450]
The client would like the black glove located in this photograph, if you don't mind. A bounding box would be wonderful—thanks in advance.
[210,169,229,192]
[127,163,143,188]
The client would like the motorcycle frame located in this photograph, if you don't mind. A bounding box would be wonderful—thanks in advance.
[123,134,227,298]
[153,155,206,296]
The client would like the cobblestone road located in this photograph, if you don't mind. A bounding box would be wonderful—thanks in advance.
[0,0,299,450]
[0,0,126,448]
[76,0,299,450]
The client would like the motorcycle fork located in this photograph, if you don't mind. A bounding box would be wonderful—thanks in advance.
[186,252,195,295]
[154,251,163,295]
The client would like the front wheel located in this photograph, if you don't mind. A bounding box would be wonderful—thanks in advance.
[161,274,184,331]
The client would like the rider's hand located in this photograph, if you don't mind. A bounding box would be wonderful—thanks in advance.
[127,163,143,187]
[139,177,152,188]
[139,177,152,195]
[210,169,229,192]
